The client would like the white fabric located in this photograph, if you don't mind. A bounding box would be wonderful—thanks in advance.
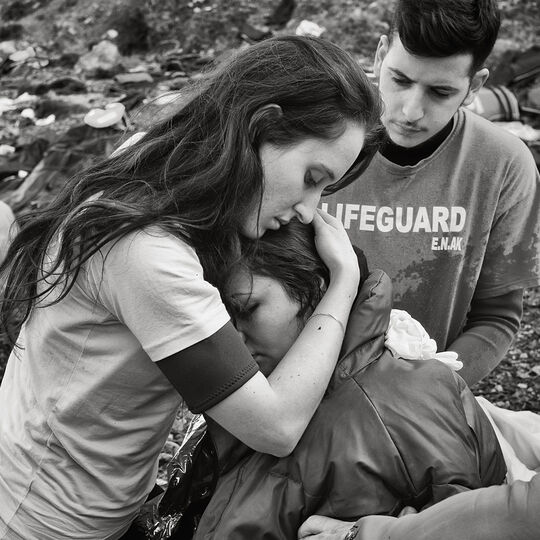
[476,396,540,483]
[0,227,230,539]
[385,309,463,370]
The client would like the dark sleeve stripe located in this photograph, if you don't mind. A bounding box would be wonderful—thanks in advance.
[156,321,260,413]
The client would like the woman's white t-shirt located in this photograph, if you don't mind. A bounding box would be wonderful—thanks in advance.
[0,227,230,539]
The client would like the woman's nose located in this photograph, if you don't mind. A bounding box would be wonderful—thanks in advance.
[294,193,319,224]
[294,204,315,224]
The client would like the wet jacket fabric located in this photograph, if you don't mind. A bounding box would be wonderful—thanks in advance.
[194,270,507,540]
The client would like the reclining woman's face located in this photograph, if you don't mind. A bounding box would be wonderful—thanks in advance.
[227,269,306,376]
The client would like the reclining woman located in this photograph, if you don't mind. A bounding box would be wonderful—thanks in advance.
[187,220,507,540]
[0,36,383,540]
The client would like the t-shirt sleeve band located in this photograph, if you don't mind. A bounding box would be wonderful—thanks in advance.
[157,321,260,413]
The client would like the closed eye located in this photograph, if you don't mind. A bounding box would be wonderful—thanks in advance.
[304,170,317,187]
[391,76,410,86]
[431,88,455,98]
[234,302,258,321]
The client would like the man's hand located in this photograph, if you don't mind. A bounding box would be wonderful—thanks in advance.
[298,515,354,539]
[298,508,417,540]
[398,506,418,516]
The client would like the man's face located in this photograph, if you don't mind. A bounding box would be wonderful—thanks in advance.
[374,34,488,147]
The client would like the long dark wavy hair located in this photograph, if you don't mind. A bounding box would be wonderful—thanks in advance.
[0,35,383,342]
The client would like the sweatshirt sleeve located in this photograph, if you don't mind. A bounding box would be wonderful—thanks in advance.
[448,289,523,385]
[355,474,540,540]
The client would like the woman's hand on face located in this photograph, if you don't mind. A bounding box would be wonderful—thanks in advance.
[312,209,359,285]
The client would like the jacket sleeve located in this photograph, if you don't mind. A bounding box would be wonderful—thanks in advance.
[355,474,540,540]
[370,357,506,507]
[455,373,508,487]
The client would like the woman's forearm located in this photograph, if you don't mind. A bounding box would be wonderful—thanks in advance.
[266,275,358,441]
[207,273,358,456]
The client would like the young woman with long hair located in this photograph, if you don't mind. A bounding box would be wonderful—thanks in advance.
[0,35,382,539]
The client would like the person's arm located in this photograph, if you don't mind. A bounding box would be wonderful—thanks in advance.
[159,210,360,457]
[449,137,539,386]
[298,474,540,540]
[447,289,523,386]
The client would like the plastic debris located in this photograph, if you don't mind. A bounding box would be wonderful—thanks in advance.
[0,145,16,156]
[35,114,56,126]
[114,72,154,85]
[0,41,17,56]
[84,102,125,128]
[105,29,119,40]
[0,97,16,115]
[20,108,35,120]
[9,46,36,63]
[295,20,326,37]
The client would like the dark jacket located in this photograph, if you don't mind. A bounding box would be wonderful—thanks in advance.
[194,270,507,540]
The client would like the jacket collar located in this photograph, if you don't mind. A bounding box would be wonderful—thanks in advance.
[328,269,393,390]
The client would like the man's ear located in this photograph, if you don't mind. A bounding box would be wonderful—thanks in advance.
[462,68,489,107]
[373,35,389,78]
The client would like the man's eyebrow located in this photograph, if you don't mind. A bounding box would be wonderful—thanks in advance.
[389,67,412,81]
[389,67,460,92]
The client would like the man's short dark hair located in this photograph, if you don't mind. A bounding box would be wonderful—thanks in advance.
[389,0,501,74]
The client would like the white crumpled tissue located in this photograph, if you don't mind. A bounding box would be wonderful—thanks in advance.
[385,309,463,371]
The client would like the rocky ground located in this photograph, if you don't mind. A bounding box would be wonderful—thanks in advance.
[472,288,540,411]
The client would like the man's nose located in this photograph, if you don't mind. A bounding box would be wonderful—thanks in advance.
[401,89,425,123]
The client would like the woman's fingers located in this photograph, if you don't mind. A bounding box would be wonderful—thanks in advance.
[311,208,359,284]
[314,208,342,228]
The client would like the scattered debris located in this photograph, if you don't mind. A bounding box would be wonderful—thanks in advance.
[84,102,125,128]
[114,72,154,86]
[0,145,15,156]
[76,40,121,75]
[295,20,326,37]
